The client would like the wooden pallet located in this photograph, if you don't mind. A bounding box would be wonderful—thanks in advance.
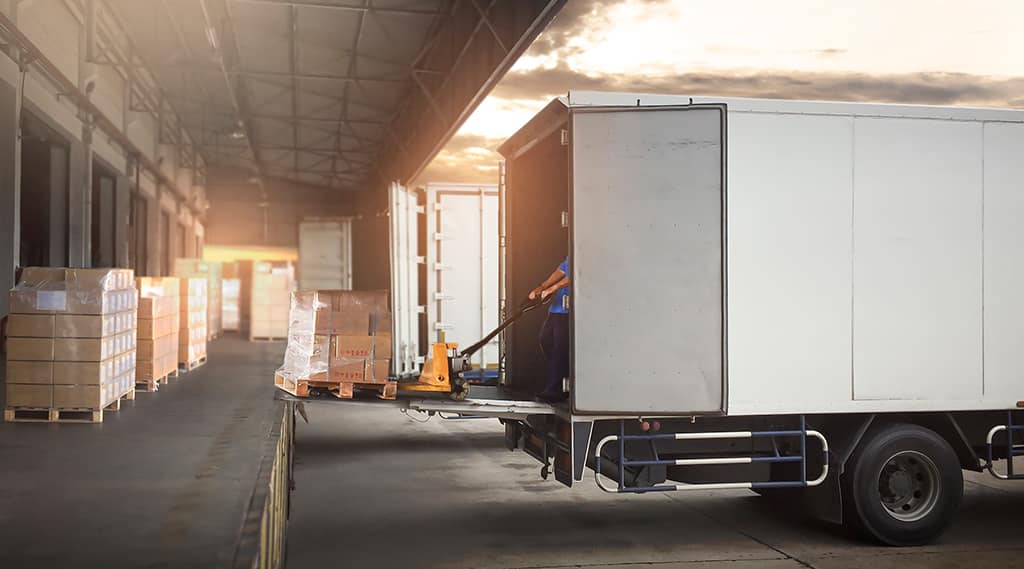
[274,374,397,401]
[335,381,397,401]
[136,371,175,392]
[4,389,135,423]
[250,336,287,343]
[178,356,208,373]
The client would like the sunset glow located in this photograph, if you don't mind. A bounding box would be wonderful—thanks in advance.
[414,0,1024,186]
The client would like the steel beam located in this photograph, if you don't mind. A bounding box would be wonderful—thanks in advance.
[289,4,300,173]
[233,0,448,16]
[376,0,565,185]
[134,63,410,84]
[200,0,262,176]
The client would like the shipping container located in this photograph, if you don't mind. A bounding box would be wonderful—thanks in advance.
[298,218,353,292]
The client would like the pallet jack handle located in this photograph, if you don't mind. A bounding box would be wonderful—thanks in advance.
[458,294,552,359]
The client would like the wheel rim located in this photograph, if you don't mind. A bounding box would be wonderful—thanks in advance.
[876,450,941,523]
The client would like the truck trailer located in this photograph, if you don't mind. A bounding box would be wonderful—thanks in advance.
[377,91,1024,546]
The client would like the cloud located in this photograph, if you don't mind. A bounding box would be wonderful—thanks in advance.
[418,66,1024,186]
[414,134,505,186]
[495,65,1024,108]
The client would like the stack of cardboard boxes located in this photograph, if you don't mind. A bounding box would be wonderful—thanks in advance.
[5,268,138,422]
[235,260,254,336]
[275,290,394,399]
[249,261,294,341]
[222,278,240,332]
[179,277,208,369]
[135,277,180,390]
[174,259,222,340]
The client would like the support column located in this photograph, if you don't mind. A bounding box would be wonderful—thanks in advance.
[151,184,163,276]
[114,174,130,268]
[48,143,69,266]
[0,76,20,316]
[67,135,92,268]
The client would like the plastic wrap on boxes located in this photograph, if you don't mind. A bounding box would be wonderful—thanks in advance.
[9,268,137,315]
[277,291,329,382]
[276,290,391,385]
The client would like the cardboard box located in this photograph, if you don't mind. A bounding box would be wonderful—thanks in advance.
[6,361,53,385]
[53,331,134,362]
[7,337,55,360]
[52,351,135,385]
[138,314,177,340]
[373,334,392,359]
[6,384,52,408]
[53,360,114,386]
[137,276,179,298]
[139,296,179,318]
[136,353,175,381]
[7,314,56,337]
[22,267,134,292]
[326,359,391,383]
[332,335,374,359]
[180,277,207,298]
[140,334,177,360]
[54,312,133,338]
[366,359,391,382]
[9,288,136,315]
[328,360,368,382]
[52,384,106,409]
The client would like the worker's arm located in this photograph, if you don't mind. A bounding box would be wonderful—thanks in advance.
[540,276,570,299]
[529,268,568,300]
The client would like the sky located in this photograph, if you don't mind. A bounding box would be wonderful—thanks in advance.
[413,0,1024,185]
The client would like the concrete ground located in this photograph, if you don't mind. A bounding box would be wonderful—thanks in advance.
[288,402,1024,569]
[0,336,284,568]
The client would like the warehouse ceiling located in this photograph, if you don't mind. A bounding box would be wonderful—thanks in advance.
[106,0,565,190]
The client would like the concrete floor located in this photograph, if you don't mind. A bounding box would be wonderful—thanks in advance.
[0,336,284,568]
[288,402,1024,569]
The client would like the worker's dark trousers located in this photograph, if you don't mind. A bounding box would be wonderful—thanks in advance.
[539,313,570,395]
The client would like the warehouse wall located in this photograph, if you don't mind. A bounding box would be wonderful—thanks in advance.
[0,1,206,317]
[205,170,357,249]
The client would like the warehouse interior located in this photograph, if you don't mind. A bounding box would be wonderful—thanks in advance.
[0,0,564,302]
[0,0,565,567]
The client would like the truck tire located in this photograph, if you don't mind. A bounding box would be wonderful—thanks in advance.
[841,423,962,546]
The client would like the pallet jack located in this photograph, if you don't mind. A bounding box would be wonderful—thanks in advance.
[400,294,552,400]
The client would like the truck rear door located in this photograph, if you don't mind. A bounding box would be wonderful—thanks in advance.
[570,104,727,415]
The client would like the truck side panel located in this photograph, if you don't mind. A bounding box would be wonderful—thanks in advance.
[726,112,854,411]
[853,118,984,401]
[983,122,1024,401]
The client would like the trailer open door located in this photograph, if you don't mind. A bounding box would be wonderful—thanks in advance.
[569,104,727,415]
[388,182,422,379]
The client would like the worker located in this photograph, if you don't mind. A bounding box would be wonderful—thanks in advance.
[529,256,570,403]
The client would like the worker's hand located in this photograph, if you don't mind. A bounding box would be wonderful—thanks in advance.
[541,287,556,300]
[528,286,544,300]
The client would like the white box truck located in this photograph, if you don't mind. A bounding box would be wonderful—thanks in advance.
[379,91,1024,546]
[297,218,353,291]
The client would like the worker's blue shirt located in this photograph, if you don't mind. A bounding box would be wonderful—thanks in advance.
[550,256,570,314]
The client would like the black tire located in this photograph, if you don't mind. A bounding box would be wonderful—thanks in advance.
[842,423,962,546]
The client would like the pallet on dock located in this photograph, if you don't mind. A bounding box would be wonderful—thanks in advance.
[4,388,135,423]
[178,356,208,373]
[335,381,397,401]
[274,373,396,400]
[250,336,287,343]
[136,370,174,392]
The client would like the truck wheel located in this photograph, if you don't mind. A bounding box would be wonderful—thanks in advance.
[842,423,962,546]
